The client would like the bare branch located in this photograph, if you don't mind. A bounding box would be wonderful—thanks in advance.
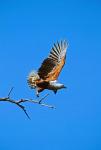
[0,88,55,119]
[22,94,56,109]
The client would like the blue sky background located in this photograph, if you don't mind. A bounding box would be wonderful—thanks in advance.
[0,0,100,149]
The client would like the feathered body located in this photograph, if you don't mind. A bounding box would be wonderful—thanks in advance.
[27,40,68,96]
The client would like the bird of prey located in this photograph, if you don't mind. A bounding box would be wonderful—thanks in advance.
[27,40,68,97]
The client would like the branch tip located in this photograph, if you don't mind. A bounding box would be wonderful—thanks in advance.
[8,87,14,98]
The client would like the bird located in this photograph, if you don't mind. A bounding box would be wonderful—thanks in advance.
[27,40,68,97]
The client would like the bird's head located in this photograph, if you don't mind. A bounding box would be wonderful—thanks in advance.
[27,70,40,88]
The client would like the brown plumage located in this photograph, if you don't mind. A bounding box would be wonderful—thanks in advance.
[27,40,68,96]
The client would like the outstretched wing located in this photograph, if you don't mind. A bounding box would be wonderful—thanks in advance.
[38,40,68,81]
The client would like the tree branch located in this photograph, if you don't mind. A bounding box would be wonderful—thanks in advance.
[0,88,55,119]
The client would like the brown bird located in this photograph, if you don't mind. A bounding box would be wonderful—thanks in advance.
[27,40,68,97]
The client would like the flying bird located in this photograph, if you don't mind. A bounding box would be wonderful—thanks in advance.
[27,40,68,97]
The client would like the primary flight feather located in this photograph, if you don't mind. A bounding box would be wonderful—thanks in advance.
[27,40,68,97]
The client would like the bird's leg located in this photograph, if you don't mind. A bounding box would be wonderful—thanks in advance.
[35,87,39,97]
[34,83,39,97]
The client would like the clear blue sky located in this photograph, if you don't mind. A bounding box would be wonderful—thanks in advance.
[0,0,100,150]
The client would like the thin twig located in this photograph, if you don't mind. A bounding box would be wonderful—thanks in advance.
[38,94,49,104]
[8,87,14,98]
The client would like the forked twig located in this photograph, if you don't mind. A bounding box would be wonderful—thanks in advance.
[0,87,55,119]
[0,88,30,119]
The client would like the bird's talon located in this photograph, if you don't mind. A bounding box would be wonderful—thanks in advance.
[37,94,39,97]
